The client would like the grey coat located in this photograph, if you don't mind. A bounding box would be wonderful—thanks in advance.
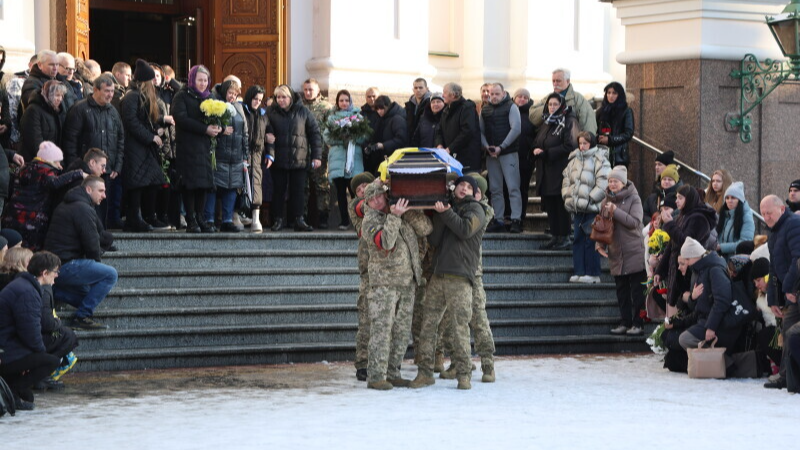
[598,181,646,276]
[213,102,248,190]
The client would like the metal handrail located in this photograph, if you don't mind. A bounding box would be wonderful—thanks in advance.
[632,136,766,225]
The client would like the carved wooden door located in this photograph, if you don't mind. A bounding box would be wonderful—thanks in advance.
[212,0,286,92]
[67,0,91,60]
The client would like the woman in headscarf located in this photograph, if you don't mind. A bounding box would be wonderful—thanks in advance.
[326,89,366,230]
[19,80,68,161]
[532,92,580,250]
[596,82,634,167]
[120,59,169,232]
[171,65,221,233]
[266,84,322,232]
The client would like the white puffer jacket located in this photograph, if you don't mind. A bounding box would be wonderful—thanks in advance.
[561,145,611,214]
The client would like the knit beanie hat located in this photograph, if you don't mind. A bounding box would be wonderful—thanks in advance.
[133,58,156,82]
[728,254,750,277]
[364,180,387,201]
[790,179,800,190]
[724,181,746,202]
[0,229,22,248]
[466,172,487,196]
[735,240,755,256]
[680,237,706,259]
[750,257,770,280]
[660,193,678,210]
[430,92,445,104]
[37,141,63,162]
[350,172,375,196]
[609,165,628,184]
[656,150,675,166]
[454,175,478,196]
[660,164,680,183]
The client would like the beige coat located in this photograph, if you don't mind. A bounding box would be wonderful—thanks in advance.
[597,181,646,276]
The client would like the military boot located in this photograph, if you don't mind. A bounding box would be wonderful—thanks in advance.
[457,375,472,390]
[409,373,435,389]
[439,365,457,380]
[367,380,393,390]
[433,353,445,373]
[387,377,411,388]
[481,363,496,383]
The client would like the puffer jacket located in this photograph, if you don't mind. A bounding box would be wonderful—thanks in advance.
[598,181,646,276]
[362,207,432,287]
[429,196,487,282]
[366,101,407,173]
[717,201,756,256]
[19,91,63,161]
[61,95,125,173]
[689,251,735,332]
[213,102,248,190]
[267,89,323,170]
[435,97,481,173]
[561,146,611,214]
[0,273,46,364]
[767,209,800,306]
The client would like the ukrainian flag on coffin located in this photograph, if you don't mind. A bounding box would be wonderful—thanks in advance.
[377,147,463,181]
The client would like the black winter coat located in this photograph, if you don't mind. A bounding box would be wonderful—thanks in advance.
[643,183,679,225]
[365,102,407,173]
[689,251,736,332]
[657,203,718,306]
[405,95,430,139]
[0,146,17,199]
[266,91,323,170]
[0,273,46,364]
[517,100,536,170]
[361,103,380,134]
[435,97,482,173]
[19,92,63,161]
[120,86,166,190]
[172,86,214,189]
[20,64,53,112]
[44,186,104,264]
[532,112,579,196]
[411,106,442,148]
[767,209,800,306]
[213,102,248,190]
[61,95,125,173]
[597,107,634,167]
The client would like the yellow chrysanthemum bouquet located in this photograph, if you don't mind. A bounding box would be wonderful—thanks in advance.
[200,99,232,169]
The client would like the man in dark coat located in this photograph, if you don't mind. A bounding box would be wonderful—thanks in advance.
[361,87,380,133]
[0,251,62,410]
[761,194,800,389]
[110,62,131,113]
[435,82,481,174]
[20,50,58,113]
[404,78,430,138]
[365,95,407,175]
[44,177,117,330]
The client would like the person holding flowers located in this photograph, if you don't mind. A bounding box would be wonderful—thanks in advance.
[596,166,647,336]
[172,65,220,233]
[266,84,322,232]
[324,89,372,230]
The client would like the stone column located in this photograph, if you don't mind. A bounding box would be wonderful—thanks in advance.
[610,0,798,206]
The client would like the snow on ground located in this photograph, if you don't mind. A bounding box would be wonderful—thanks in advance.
[1,354,797,450]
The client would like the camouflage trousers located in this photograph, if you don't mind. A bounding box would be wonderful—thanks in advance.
[441,275,495,366]
[416,274,473,377]
[354,273,370,370]
[367,283,414,383]
[305,146,330,215]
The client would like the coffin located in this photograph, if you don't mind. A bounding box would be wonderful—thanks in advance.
[387,150,449,207]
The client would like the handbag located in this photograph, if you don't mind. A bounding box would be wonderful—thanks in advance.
[590,207,614,245]
[236,164,253,215]
[687,337,727,379]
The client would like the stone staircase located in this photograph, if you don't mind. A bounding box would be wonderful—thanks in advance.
[64,232,649,372]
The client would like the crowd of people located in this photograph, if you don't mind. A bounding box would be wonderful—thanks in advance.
[0,44,798,408]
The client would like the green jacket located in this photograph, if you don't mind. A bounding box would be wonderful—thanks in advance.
[430,196,487,282]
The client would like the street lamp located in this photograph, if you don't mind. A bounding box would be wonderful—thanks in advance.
[728,0,800,143]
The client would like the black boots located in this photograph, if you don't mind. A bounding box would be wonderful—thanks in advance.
[294,216,313,232]
[271,217,284,232]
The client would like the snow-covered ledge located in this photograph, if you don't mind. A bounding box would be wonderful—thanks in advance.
[608,0,788,64]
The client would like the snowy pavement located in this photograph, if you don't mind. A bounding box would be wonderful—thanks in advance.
[1,354,797,449]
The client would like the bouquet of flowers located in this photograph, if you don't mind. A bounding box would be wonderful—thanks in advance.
[648,229,670,255]
[646,319,668,354]
[200,98,232,169]
[325,110,373,177]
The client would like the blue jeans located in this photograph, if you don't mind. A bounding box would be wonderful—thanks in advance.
[204,188,238,223]
[573,213,601,276]
[54,259,118,319]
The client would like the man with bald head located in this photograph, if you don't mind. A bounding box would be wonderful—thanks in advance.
[760,194,800,390]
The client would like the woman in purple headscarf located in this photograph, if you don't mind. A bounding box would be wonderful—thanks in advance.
[171,65,221,233]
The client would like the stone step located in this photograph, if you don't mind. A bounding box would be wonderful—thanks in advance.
[111,232,552,252]
[103,249,589,271]
[111,266,615,289]
[72,334,648,372]
[97,282,617,310]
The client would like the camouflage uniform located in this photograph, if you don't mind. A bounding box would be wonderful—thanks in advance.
[416,195,487,379]
[441,198,496,370]
[303,96,332,220]
[362,200,432,383]
[348,196,370,370]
